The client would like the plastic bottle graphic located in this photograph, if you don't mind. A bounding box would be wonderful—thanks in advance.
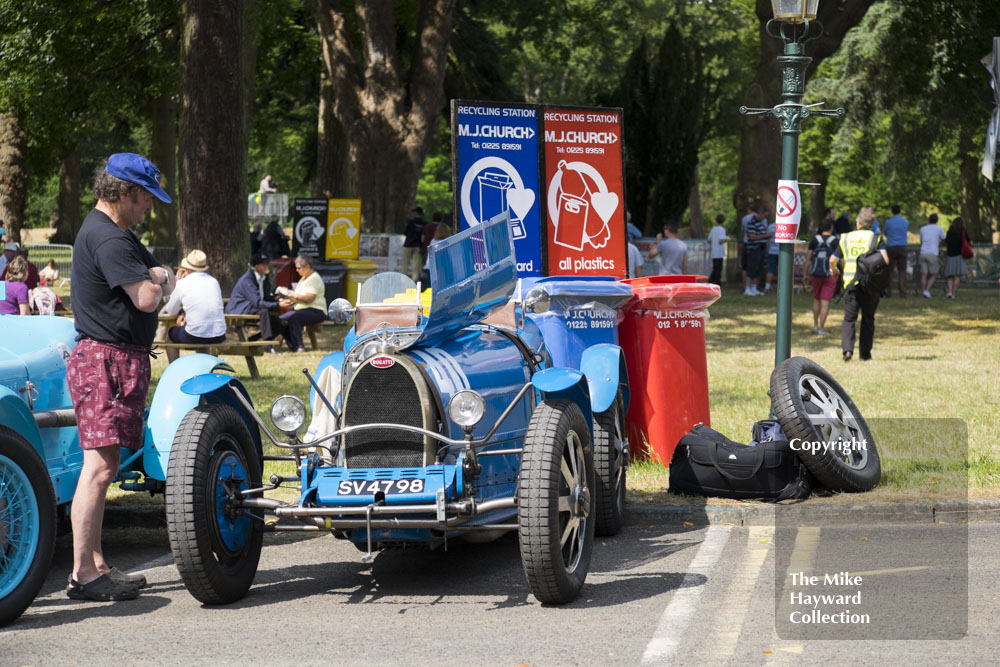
[554,160,591,251]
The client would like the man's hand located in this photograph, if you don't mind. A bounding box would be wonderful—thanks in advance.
[150,266,176,299]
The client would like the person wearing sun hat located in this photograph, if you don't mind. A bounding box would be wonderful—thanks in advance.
[159,248,227,362]
[66,152,176,602]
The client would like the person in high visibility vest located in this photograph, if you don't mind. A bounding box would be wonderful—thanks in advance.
[830,206,888,362]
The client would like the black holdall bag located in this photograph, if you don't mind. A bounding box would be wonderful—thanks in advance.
[668,421,812,501]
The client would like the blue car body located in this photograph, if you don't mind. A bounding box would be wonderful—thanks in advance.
[171,214,630,605]
[0,314,253,626]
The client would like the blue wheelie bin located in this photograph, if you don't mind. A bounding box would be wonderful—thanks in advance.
[522,276,633,370]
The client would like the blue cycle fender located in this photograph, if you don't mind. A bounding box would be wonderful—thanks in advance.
[0,387,43,460]
[530,367,593,434]
[144,354,260,480]
[580,344,629,415]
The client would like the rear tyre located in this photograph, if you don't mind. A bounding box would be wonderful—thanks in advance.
[518,400,595,604]
[166,404,263,604]
[770,356,881,492]
[0,427,56,627]
[593,395,627,536]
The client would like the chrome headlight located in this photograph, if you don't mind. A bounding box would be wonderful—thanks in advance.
[271,395,306,434]
[447,390,486,428]
[328,298,355,325]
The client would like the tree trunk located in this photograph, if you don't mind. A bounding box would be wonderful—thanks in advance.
[0,111,28,243]
[312,69,352,198]
[313,0,455,233]
[735,0,874,222]
[179,0,248,293]
[808,163,828,237]
[958,128,984,241]
[687,164,703,237]
[50,147,82,244]
[149,91,178,249]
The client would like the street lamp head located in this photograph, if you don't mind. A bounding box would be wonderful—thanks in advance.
[771,0,818,23]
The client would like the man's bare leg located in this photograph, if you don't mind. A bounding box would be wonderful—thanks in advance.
[71,445,120,584]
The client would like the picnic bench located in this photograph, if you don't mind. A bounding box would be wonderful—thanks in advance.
[156,313,270,379]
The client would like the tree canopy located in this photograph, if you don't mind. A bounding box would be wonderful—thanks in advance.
[1,0,997,251]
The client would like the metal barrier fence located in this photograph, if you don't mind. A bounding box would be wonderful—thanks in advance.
[247,193,288,219]
[24,243,181,282]
[633,239,1000,285]
[23,243,73,282]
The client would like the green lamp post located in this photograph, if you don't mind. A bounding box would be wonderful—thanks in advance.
[740,0,844,367]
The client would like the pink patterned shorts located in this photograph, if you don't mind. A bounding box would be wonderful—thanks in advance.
[67,339,151,450]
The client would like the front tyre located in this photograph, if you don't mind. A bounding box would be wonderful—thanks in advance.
[518,400,595,604]
[0,427,57,627]
[166,404,263,604]
[593,395,627,536]
[770,356,881,492]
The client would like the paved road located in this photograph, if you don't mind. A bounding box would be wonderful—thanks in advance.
[4,517,998,666]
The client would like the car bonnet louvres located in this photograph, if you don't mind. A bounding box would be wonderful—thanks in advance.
[342,356,433,468]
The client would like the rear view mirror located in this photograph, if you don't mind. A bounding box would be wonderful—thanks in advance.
[524,287,550,314]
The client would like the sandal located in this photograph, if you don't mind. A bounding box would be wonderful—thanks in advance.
[66,573,139,601]
[108,567,148,589]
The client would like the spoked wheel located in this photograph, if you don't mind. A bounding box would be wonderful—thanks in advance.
[593,395,627,536]
[518,399,595,604]
[770,356,881,492]
[0,427,56,627]
[166,404,263,604]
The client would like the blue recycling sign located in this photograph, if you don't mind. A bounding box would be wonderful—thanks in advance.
[452,100,542,277]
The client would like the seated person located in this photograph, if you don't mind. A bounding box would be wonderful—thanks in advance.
[277,254,327,352]
[1,246,38,290]
[39,259,59,285]
[30,286,58,315]
[226,252,280,343]
[0,256,30,315]
[160,249,227,362]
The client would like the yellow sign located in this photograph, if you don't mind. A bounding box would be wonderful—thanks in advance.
[325,199,361,259]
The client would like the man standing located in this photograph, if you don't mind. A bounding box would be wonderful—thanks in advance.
[402,206,425,282]
[832,207,887,362]
[258,173,277,211]
[648,220,688,275]
[227,252,281,348]
[882,204,909,297]
[918,213,945,298]
[67,153,175,601]
[627,239,643,279]
[706,214,727,285]
[763,218,779,294]
[742,205,769,295]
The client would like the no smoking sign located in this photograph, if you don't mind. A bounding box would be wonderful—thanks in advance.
[774,180,801,243]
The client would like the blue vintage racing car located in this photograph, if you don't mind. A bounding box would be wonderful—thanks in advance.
[0,314,257,626]
[166,214,630,604]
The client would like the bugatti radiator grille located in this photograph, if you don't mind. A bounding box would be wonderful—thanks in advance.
[342,360,427,468]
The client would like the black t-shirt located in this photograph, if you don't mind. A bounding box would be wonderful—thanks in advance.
[403,216,425,247]
[71,209,161,346]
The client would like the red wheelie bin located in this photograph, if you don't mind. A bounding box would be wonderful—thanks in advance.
[619,275,721,465]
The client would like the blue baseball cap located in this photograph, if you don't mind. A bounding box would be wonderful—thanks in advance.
[105,153,172,203]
